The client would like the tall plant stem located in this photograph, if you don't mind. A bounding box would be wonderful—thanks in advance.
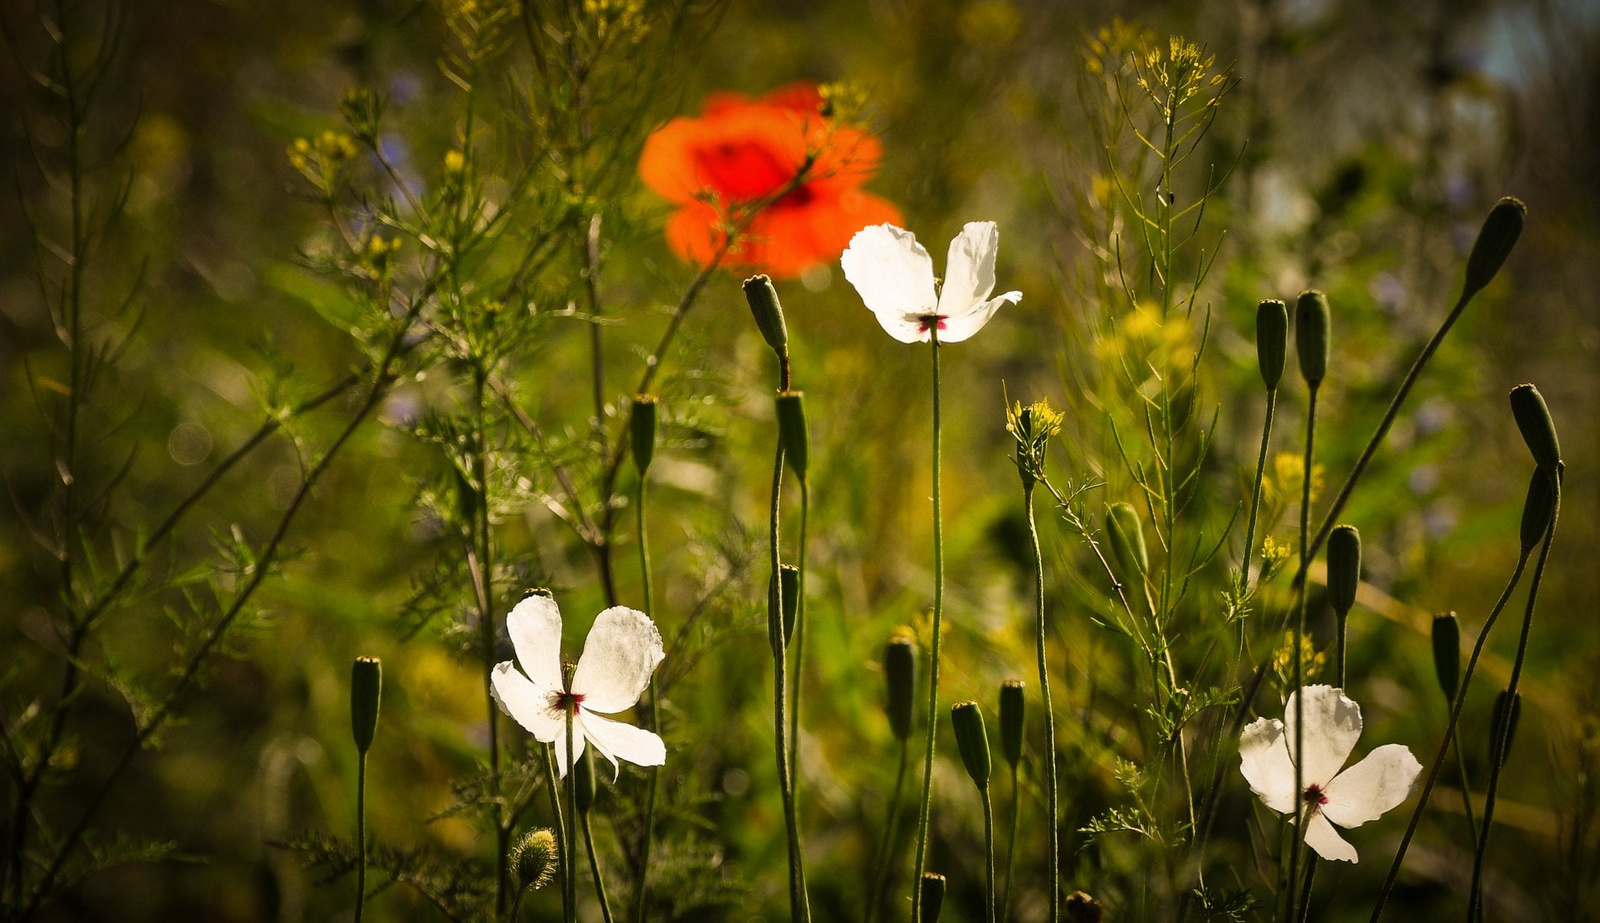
[582,811,616,923]
[769,440,811,921]
[355,751,369,923]
[564,721,578,923]
[788,479,810,786]
[1024,482,1060,921]
[980,785,997,923]
[467,366,509,913]
[911,332,945,920]
[1288,384,1320,922]
[543,745,570,919]
[632,473,658,923]
[1238,388,1279,611]
[1001,760,1021,923]
[865,741,910,923]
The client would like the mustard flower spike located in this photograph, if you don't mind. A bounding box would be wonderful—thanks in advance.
[1295,290,1331,387]
[1326,525,1361,615]
[1431,613,1461,700]
[350,657,382,754]
[1508,383,1561,470]
[1256,299,1289,391]
[951,701,992,789]
[742,274,789,357]
[884,636,917,743]
[1463,197,1526,299]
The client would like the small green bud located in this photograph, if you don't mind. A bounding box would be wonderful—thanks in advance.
[1509,384,1561,470]
[770,564,800,644]
[1326,524,1361,615]
[1431,613,1461,700]
[919,872,947,923]
[884,637,917,743]
[1520,467,1556,553]
[630,394,658,476]
[1065,890,1105,923]
[510,828,559,891]
[775,390,809,478]
[1295,290,1330,387]
[575,748,597,816]
[1462,197,1526,299]
[950,701,992,790]
[351,657,382,754]
[1489,689,1521,769]
[1256,299,1288,390]
[1104,502,1149,580]
[742,274,789,357]
[999,680,1025,769]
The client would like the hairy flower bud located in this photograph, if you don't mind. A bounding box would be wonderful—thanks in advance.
[919,872,947,922]
[630,394,658,476]
[1431,613,1461,700]
[884,637,917,743]
[999,680,1025,769]
[1105,502,1149,580]
[775,390,809,478]
[1326,525,1361,615]
[1463,197,1526,299]
[1509,383,1561,471]
[743,274,789,357]
[1295,290,1331,387]
[1520,468,1556,553]
[950,701,992,789]
[1256,299,1288,391]
[510,828,558,892]
[1489,690,1521,769]
[351,657,382,754]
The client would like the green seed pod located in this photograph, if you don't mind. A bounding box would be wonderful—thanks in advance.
[1065,890,1105,923]
[999,680,1025,769]
[1489,689,1522,769]
[575,748,597,816]
[351,656,382,754]
[1520,468,1556,553]
[919,873,947,923]
[742,274,789,357]
[630,394,658,476]
[1463,197,1526,299]
[1509,383,1561,470]
[1294,290,1331,387]
[510,828,558,891]
[1431,613,1461,700]
[884,636,917,743]
[950,701,992,790]
[1326,524,1361,615]
[775,390,809,478]
[1256,299,1289,391]
[1104,502,1149,580]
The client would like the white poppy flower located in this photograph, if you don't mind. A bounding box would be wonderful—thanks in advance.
[840,221,1022,343]
[491,594,666,779]
[1238,684,1422,863]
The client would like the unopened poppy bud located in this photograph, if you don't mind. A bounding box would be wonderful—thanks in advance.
[775,391,809,478]
[1295,290,1330,387]
[999,680,1025,769]
[1489,689,1521,769]
[1065,890,1105,923]
[950,701,992,789]
[884,637,917,742]
[1520,468,1556,553]
[510,828,558,891]
[1509,384,1561,470]
[742,274,789,357]
[1431,613,1461,700]
[1256,299,1288,390]
[1105,502,1148,580]
[351,656,382,754]
[770,564,801,644]
[575,748,597,816]
[1326,524,1361,615]
[919,872,946,923]
[630,395,658,476]
[1463,197,1526,299]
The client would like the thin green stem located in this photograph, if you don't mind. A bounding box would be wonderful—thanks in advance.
[1294,860,1317,923]
[1024,482,1060,922]
[542,745,570,920]
[633,473,658,923]
[1001,761,1020,923]
[355,752,368,923]
[1335,612,1348,687]
[469,367,508,913]
[768,440,811,922]
[1288,384,1319,922]
[788,479,810,790]
[1239,388,1279,607]
[564,722,578,923]
[1451,732,1479,847]
[866,741,910,923]
[981,786,997,923]
[582,812,616,923]
[911,333,945,921]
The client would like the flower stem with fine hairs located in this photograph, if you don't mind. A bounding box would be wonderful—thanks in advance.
[582,811,616,923]
[633,464,658,922]
[768,435,811,921]
[1289,383,1320,923]
[1024,481,1060,922]
[354,752,369,922]
[542,745,570,917]
[788,478,810,791]
[911,331,945,920]
[866,740,910,923]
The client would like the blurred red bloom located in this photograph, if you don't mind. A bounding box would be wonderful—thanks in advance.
[639,84,903,279]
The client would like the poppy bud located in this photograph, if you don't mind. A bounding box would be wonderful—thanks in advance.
[1326,525,1361,615]
[1489,689,1521,769]
[351,657,382,754]
[510,828,558,891]
[884,637,916,742]
[742,274,789,357]
[1509,384,1561,471]
[919,872,947,923]
[1431,613,1461,700]
[630,394,658,476]
[1295,290,1330,387]
[575,748,596,816]
[951,701,992,789]
[1520,468,1555,553]
[999,680,1025,769]
[1105,502,1149,580]
[1065,890,1105,923]
[1256,299,1288,391]
[1462,197,1526,299]
[775,390,809,478]
[770,564,800,644]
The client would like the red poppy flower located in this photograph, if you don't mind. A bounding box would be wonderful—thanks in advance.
[639,84,903,279]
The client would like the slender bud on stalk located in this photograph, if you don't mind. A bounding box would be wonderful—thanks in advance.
[918,873,946,922]
[510,828,559,891]
[1326,524,1361,615]
[1463,197,1526,299]
[1105,502,1149,580]
[351,657,382,754]
[999,680,1025,769]
[743,274,789,357]
[630,395,658,476]
[575,749,597,816]
[1431,613,1461,700]
[1065,890,1105,923]
[1520,468,1556,553]
[884,636,917,742]
[771,564,800,644]
[775,391,809,478]
[951,701,992,789]
[1509,384,1561,470]
[1256,299,1288,390]
[1489,690,1522,769]
[1295,290,1331,387]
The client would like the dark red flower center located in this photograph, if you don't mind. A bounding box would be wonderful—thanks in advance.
[551,690,585,716]
[917,314,948,334]
[1301,784,1328,809]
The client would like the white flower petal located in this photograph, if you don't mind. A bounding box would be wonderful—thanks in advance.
[1239,716,1297,814]
[551,718,587,778]
[1321,743,1423,829]
[841,224,938,340]
[1283,685,1362,787]
[1302,810,1360,862]
[490,662,562,743]
[579,711,667,780]
[506,593,564,691]
[937,221,1001,317]
[937,291,1020,343]
[571,606,664,714]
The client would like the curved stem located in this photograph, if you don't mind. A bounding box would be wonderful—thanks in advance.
[866,742,910,923]
[582,812,616,923]
[633,474,658,923]
[1024,482,1060,922]
[564,724,578,923]
[542,745,570,920]
[1001,762,1020,923]
[788,479,810,790]
[355,752,368,923]
[768,441,811,921]
[981,785,997,923]
[1288,384,1319,919]
[911,333,945,920]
